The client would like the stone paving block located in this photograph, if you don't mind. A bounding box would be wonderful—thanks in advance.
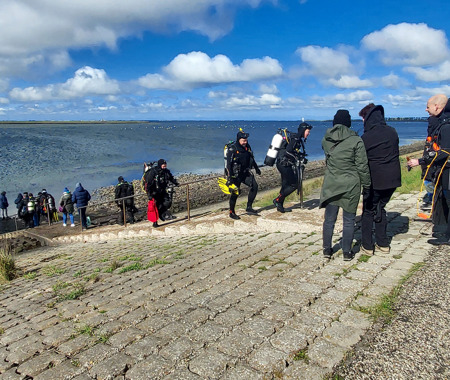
[363,284,391,298]
[214,308,247,327]
[307,338,348,369]
[57,334,94,357]
[344,269,375,283]
[381,267,409,280]
[187,321,228,345]
[321,288,354,305]
[0,326,34,346]
[247,342,287,374]
[125,354,172,379]
[124,335,162,360]
[238,316,279,339]
[309,299,347,320]
[282,361,329,380]
[269,327,308,355]
[356,262,385,273]
[108,327,144,349]
[188,348,234,379]
[6,335,46,365]
[334,276,367,293]
[89,352,134,379]
[0,366,24,380]
[183,307,214,327]
[338,309,372,330]
[159,336,200,362]
[221,364,265,380]
[162,367,201,379]
[286,311,330,343]
[33,359,82,380]
[351,295,379,310]
[17,350,65,378]
[322,321,364,348]
[372,274,401,288]
[401,252,429,264]
[74,343,113,369]
[214,329,263,357]
[260,302,296,322]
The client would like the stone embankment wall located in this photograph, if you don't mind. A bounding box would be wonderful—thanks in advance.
[91,141,423,216]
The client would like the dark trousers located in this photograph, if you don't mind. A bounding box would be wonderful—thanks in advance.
[230,173,258,212]
[323,203,355,254]
[442,189,450,238]
[361,187,396,249]
[78,207,88,228]
[118,205,135,224]
[276,162,297,202]
[154,192,172,219]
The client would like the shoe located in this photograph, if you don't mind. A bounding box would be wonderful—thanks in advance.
[432,232,446,238]
[323,248,333,259]
[375,244,390,253]
[71,224,75,227]
[159,214,166,222]
[421,202,432,210]
[360,245,374,256]
[273,199,285,213]
[427,237,450,246]
[246,207,259,215]
[152,222,159,228]
[343,252,354,261]
[63,223,67,227]
[229,212,240,220]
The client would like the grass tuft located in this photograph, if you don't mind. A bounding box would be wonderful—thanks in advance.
[0,242,17,282]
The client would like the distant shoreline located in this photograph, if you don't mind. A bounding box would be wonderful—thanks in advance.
[0,117,429,125]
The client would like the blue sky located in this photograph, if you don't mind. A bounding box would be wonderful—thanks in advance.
[1,0,449,121]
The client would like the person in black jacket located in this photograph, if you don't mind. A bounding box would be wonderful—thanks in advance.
[273,122,312,213]
[115,176,135,225]
[226,130,261,219]
[144,159,179,222]
[359,103,401,255]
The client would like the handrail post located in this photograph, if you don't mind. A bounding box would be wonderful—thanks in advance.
[122,199,127,227]
[46,200,51,226]
[186,184,191,221]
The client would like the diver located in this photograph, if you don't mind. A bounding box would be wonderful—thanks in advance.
[273,122,312,213]
[226,130,261,219]
[144,159,179,222]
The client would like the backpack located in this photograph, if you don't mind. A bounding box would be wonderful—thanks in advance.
[124,182,134,206]
[141,162,157,192]
[223,141,236,176]
[27,199,35,213]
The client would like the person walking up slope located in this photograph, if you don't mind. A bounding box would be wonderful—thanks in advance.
[320,110,371,261]
[72,182,91,229]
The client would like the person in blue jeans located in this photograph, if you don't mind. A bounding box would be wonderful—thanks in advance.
[72,183,91,229]
[0,191,9,219]
[59,187,75,227]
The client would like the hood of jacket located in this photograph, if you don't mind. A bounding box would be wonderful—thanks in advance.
[364,105,386,132]
[440,98,450,120]
[322,124,356,152]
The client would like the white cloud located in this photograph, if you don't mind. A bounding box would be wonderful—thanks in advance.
[10,66,120,101]
[0,97,9,104]
[309,90,373,108]
[381,73,409,89]
[404,60,450,82]
[362,23,450,66]
[382,94,422,107]
[223,93,282,108]
[259,84,279,94]
[138,52,283,90]
[328,75,373,89]
[296,46,355,78]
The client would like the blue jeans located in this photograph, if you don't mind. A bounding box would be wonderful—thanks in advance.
[323,203,355,254]
[63,212,74,225]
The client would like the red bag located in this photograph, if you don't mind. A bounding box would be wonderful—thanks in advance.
[147,199,159,222]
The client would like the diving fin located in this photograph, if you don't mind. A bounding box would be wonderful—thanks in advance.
[218,178,239,195]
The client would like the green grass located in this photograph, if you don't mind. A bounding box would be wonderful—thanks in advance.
[357,254,371,263]
[23,271,37,280]
[397,155,423,194]
[42,265,66,277]
[53,282,85,302]
[118,262,142,273]
[144,258,171,269]
[104,260,120,273]
[293,348,309,363]
[358,262,425,324]
[0,242,17,282]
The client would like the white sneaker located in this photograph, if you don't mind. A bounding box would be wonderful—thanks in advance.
[71,224,75,227]
[63,223,67,227]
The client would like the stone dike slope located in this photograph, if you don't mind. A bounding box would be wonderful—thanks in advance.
[1,184,447,379]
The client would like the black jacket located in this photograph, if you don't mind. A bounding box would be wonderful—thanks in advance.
[144,167,177,195]
[362,105,401,190]
[226,141,259,178]
[434,99,450,189]
[278,132,307,166]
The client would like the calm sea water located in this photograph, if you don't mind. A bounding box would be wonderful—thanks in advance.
[0,120,426,214]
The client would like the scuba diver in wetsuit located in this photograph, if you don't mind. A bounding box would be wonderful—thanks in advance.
[226,130,261,220]
[273,122,312,213]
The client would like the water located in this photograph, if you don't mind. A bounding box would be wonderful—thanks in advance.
[0,120,427,215]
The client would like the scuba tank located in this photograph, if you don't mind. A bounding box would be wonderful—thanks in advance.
[27,198,35,212]
[264,133,284,166]
[224,141,235,176]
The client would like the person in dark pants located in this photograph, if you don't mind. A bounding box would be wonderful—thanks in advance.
[144,159,179,224]
[72,182,91,229]
[115,176,135,225]
[273,122,312,213]
[320,110,371,261]
[359,103,401,255]
[226,130,261,220]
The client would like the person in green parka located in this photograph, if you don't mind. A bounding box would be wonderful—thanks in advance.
[320,110,371,261]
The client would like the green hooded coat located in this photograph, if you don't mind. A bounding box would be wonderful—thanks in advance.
[319,124,371,214]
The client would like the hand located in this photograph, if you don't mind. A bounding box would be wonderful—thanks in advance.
[407,158,420,168]
[303,158,308,165]
[226,177,232,186]
[255,167,261,175]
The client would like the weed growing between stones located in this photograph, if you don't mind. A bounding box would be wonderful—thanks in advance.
[0,241,17,282]
[357,255,371,263]
[144,258,171,268]
[42,265,66,277]
[52,281,85,302]
[293,348,309,363]
[23,271,37,280]
[104,259,121,273]
[119,262,143,273]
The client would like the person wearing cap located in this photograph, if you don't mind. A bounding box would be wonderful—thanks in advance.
[273,122,312,213]
[320,110,371,261]
[226,130,261,219]
[144,159,179,225]
[59,187,75,227]
[115,176,135,225]
[72,182,91,229]
[359,103,401,254]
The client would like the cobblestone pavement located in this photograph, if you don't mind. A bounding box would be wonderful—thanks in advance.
[0,192,442,379]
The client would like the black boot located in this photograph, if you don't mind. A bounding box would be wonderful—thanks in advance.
[273,198,285,213]
[229,211,240,220]
[246,204,259,214]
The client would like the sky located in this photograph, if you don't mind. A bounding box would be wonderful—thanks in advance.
[0,0,450,121]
